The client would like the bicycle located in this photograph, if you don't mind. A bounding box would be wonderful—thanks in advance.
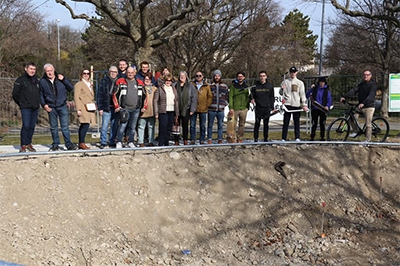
[327,100,389,142]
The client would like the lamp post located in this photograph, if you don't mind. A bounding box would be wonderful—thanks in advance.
[57,19,60,61]
[318,0,325,76]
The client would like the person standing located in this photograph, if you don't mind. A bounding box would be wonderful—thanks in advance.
[250,71,275,142]
[39,63,78,151]
[207,70,229,144]
[228,71,250,143]
[175,71,197,145]
[137,74,157,147]
[280,66,308,141]
[340,70,377,142]
[117,59,129,78]
[97,66,119,149]
[154,74,179,146]
[12,62,40,153]
[74,69,96,150]
[115,67,142,148]
[306,77,332,141]
[136,61,157,85]
[190,71,212,144]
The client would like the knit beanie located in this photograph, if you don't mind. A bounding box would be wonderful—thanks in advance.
[213,69,222,77]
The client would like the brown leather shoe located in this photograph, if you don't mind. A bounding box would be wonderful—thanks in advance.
[79,143,90,150]
[207,140,212,144]
[218,140,223,144]
[174,141,179,146]
[183,140,188,145]
[26,144,36,152]
[237,139,243,143]
[139,143,145,147]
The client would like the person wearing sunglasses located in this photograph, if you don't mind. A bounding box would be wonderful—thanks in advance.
[74,69,96,150]
[97,66,119,149]
[190,71,212,144]
[154,74,179,146]
[39,63,78,151]
[340,70,377,142]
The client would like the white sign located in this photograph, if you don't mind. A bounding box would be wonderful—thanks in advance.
[389,74,400,112]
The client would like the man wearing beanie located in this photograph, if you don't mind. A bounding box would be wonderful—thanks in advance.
[306,77,332,141]
[229,71,250,143]
[207,70,229,144]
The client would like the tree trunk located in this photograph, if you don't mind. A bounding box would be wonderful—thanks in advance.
[134,46,154,66]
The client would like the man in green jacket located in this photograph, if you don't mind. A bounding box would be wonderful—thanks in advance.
[229,71,250,143]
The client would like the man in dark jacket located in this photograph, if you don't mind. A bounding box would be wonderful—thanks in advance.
[39,63,78,151]
[97,66,119,149]
[135,61,156,85]
[340,70,377,142]
[250,71,275,142]
[12,62,40,153]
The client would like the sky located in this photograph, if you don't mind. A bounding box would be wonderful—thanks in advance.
[32,0,339,48]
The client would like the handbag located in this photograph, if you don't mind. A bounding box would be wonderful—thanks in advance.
[119,109,129,123]
[172,118,180,135]
[85,102,97,112]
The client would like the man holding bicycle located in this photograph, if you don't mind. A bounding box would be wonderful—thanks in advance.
[340,70,377,142]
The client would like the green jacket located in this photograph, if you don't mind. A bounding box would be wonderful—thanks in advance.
[229,81,250,110]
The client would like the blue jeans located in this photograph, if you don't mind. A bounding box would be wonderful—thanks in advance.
[190,112,207,141]
[116,108,140,143]
[207,110,224,140]
[48,105,73,148]
[100,108,119,145]
[138,117,155,144]
[20,108,39,146]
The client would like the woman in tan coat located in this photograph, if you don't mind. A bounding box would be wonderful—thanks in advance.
[74,69,96,150]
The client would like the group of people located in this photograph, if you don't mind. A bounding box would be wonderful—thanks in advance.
[12,62,95,152]
[12,59,378,152]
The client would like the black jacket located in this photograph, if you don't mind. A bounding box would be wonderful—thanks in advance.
[39,73,74,108]
[12,73,40,110]
[344,79,377,108]
[97,75,117,112]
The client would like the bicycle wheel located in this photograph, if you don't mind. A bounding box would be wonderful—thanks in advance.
[327,118,350,141]
[371,117,389,142]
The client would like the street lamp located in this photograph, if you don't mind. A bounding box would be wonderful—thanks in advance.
[57,19,60,61]
[318,0,325,76]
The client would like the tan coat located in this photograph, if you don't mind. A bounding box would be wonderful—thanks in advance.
[74,80,96,123]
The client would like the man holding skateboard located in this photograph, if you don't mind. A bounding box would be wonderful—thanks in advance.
[280,66,308,141]
[228,71,250,143]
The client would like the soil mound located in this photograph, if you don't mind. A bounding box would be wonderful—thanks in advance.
[0,144,399,265]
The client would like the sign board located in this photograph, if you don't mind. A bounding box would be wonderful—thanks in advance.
[389,73,400,112]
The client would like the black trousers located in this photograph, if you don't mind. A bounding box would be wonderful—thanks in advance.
[254,106,271,141]
[282,105,301,140]
[310,109,327,140]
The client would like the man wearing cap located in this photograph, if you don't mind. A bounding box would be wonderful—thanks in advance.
[207,70,229,144]
[229,71,250,143]
[306,77,332,141]
[280,66,308,141]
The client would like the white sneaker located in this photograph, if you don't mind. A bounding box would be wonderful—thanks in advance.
[128,142,135,148]
[281,139,286,142]
[349,132,358,138]
[295,138,301,142]
[116,142,122,149]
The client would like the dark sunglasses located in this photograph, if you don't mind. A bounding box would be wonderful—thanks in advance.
[196,75,202,77]
[83,72,90,75]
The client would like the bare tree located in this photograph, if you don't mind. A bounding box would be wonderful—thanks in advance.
[55,0,237,63]
[330,0,400,117]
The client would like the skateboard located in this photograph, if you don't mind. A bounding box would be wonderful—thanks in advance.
[226,112,235,143]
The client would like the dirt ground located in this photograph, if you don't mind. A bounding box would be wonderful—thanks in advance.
[0,144,399,266]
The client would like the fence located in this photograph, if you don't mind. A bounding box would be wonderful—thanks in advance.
[1,73,398,138]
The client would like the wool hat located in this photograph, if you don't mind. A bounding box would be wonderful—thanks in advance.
[318,77,327,83]
[289,66,298,73]
[213,69,222,77]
